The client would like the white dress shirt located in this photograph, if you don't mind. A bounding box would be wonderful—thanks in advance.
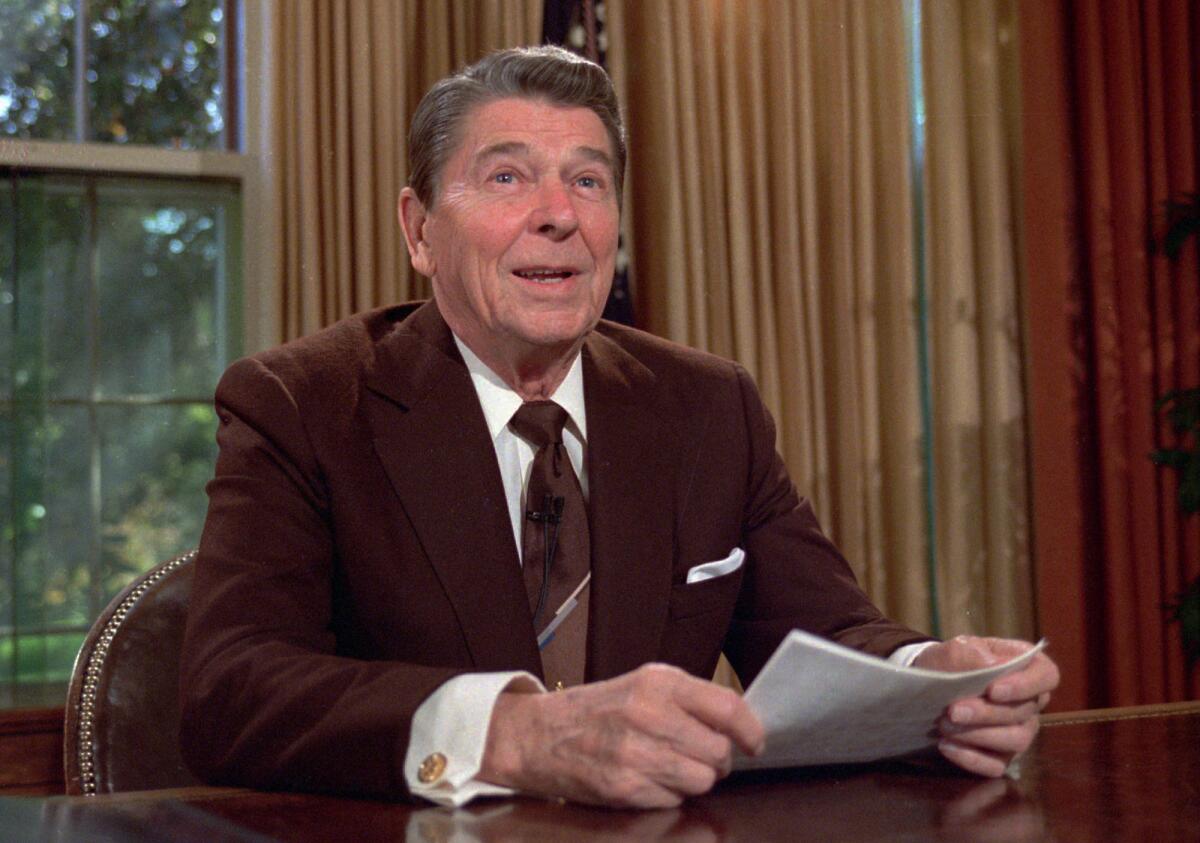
[404,337,585,806]
[455,337,589,550]
[403,333,932,805]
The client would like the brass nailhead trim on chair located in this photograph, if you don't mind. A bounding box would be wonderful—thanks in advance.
[74,549,198,796]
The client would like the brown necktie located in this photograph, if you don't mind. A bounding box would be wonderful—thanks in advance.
[509,401,590,689]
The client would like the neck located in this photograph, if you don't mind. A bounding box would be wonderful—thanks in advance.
[452,328,582,401]
[507,349,579,400]
[435,295,590,399]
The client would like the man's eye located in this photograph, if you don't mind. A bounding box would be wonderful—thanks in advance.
[577,176,600,189]
[492,172,516,184]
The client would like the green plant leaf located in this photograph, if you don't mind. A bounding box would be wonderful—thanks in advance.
[1152,191,1200,669]
[1160,192,1200,260]
[1183,456,1200,514]
[1168,578,1200,666]
[1164,217,1200,260]
[1151,449,1190,468]
[1155,388,1200,434]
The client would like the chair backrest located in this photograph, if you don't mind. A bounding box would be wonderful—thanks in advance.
[64,549,202,795]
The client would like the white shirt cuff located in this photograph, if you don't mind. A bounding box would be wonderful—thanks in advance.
[404,671,545,807]
[889,641,937,667]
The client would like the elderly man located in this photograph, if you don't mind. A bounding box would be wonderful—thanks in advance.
[179,45,1058,808]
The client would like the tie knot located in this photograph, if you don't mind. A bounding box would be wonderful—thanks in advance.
[509,401,568,449]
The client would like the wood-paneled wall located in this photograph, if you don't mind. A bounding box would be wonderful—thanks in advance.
[0,708,64,795]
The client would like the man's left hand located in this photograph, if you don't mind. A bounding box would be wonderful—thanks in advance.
[912,636,1060,777]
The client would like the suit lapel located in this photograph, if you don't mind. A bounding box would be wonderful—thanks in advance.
[582,330,677,680]
[363,302,542,676]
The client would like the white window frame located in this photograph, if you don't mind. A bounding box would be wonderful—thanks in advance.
[0,1,278,705]
[0,0,279,353]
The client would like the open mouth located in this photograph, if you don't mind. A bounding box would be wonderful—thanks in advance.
[513,267,577,283]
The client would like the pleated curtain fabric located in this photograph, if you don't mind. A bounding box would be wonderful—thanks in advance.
[1021,0,1200,709]
[610,0,1033,642]
[921,0,1033,640]
[270,0,542,341]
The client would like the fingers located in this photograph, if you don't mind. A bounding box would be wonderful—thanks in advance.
[987,653,1060,704]
[975,637,1035,659]
[940,710,1040,779]
[622,688,736,774]
[607,665,761,801]
[918,637,1057,782]
[666,672,765,757]
[914,636,1002,672]
[947,698,1039,728]
[655,716,735,777]
[923,637,1059,727]
[626,742,723,799]
[942,720,1039,757]
[574,769,684,809]
[938,738,1015,778]
[916,637,1061,708]
[482,664,758,808]
[619,665,759,776]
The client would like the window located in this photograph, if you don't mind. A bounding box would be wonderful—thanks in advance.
[0,0,256,707]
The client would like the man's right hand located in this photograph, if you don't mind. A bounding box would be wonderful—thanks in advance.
[478,663,765,808]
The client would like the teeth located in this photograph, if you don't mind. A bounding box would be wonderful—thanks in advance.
[516,269,570,279]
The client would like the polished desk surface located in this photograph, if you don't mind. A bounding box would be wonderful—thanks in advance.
[9,702,1199,842]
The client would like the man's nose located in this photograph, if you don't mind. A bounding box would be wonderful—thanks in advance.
[529,180,580,239]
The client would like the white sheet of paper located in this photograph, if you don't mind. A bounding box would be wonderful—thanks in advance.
[734,630,1047,771]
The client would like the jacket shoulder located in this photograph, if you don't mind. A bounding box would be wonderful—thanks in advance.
[593,319,745,394]
[251,304,420,380]
[220,303,423,403]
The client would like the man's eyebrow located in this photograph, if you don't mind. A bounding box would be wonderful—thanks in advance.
[575,145,614,172]
[471,141,614,172]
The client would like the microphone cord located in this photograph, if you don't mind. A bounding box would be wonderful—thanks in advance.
[529,493,564,626]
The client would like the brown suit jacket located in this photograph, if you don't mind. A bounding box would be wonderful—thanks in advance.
[179,300,928,798]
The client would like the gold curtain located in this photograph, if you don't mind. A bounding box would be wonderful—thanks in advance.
[921,0,1032,639]
[270,0,542,340]
[610,0,1032,640]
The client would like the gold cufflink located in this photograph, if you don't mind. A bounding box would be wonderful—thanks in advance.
[417,751,447,783]
[554,680,566,692]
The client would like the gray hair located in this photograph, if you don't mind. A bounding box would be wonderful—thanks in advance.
[408,45,626,208]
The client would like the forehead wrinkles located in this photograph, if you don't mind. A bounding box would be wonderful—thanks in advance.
[431,99,616,207]
[467,102,609,154]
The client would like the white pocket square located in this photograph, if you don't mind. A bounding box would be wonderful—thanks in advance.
[686,548,746,584]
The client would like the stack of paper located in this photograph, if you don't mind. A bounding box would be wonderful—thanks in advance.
[734,630,1045,770]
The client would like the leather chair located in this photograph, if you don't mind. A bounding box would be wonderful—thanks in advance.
[63,549,202,795]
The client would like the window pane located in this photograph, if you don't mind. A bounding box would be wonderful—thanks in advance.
[0,1,77,141]
[95,180,238,397]
[99,403,215,589]
[11,175,90,401]
[87,0,227,148]
[0,406,11,650]
[0,172,239,701]
[0,175,13,400]
[0,403,92,699]
[10,405,94,631]
[0,632,85,707]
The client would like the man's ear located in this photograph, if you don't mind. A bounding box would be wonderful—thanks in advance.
[398,187,436,278]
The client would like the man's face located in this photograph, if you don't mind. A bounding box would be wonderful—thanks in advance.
[402,98,620,363]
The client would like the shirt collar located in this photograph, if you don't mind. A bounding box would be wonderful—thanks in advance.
[452,334,588,443]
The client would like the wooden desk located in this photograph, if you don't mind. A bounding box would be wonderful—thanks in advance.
[8,703,1198,842]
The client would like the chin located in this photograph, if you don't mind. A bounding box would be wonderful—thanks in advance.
[513,312,601,348]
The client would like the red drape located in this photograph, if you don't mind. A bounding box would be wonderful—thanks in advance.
[1021,0,1200,710]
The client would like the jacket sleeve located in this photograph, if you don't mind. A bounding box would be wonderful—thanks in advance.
[722,363,934,685]
[178,357,461,800]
